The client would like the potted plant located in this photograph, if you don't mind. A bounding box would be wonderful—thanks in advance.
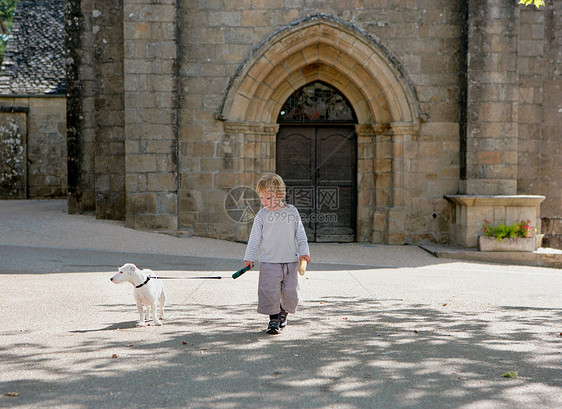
[478,219,536,252]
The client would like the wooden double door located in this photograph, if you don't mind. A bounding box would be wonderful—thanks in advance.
[276,125,357,242]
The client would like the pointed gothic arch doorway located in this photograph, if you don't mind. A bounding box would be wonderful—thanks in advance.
[220,17,421,244]
[276,81,357,242]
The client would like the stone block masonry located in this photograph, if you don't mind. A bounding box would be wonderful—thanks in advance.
[179,1,462,243]
[26,98,68,198]
[0,98,67,199]
[124,0,178,231]
[91,1,126,220]
[538,1,562,246]
[463,0,519,196]
[65,0,561,248]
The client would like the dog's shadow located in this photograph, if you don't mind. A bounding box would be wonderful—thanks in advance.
[70,305,170,334]
[70,321,140,333]
[72,318,184,333]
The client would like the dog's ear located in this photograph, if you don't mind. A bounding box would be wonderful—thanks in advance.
[119,263,136,274]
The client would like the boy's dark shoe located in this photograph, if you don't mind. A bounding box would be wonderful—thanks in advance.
[266,319,281,334]
[279,310,288,328]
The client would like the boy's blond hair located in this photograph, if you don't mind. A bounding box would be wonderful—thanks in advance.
[256,173,286,197]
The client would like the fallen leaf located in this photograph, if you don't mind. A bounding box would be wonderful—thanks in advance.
[343,317,348,320]
[112,354,118,359]
[501,371,518,378]
[182,341,187,345]
[5,392,20,397]
[442,303,447,307]
[413,330,419,333]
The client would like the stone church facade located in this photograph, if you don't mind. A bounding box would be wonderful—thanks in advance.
[65,0,561,246]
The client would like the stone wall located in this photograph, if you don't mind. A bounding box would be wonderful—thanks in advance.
[0,97,67,199]
[123,0,179,231]
[27,97,67,198]
[66,0,560,246]
[539,2,562,246]
[517,3,562,245]
[463,0,519,196]
[92,2,126,220]
[177,0,462,243]
[66,0,125,219]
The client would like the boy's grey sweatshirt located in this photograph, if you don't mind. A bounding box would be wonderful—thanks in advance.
[244,205,310,263]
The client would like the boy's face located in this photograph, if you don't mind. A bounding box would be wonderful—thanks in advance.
[259,189,285,211]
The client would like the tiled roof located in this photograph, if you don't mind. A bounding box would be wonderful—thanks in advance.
[0,0,65,95]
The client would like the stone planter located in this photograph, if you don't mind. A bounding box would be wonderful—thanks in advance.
[478,236,535,252]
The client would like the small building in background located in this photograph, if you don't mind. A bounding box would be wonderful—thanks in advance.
[0,0,66,199]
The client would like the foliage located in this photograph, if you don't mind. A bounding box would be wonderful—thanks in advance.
[0,0,18,65]
[0,119,24,195]
[519,0,545,8]
[481,219,532,242]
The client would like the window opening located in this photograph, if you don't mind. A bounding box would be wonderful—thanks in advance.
[277,81,356,123]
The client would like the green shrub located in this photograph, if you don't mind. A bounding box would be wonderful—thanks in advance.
[481,219,532,242]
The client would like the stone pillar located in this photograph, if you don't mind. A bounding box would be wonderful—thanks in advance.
[447,1,548,249]
[463,0,519,195]
[387,123,419,244]
[371,123,392,243]
[66,0,125,219]
[124,0,178,231]
[220,121,252,240]
[92,2,125,220]
[369,122,419,244]
[355,124,375,243]
[538,2,562,249]
[66,0,96,214]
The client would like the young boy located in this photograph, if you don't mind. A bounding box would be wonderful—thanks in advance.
[243,173,311,334]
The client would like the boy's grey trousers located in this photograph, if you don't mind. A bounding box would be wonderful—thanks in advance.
[257,262,299,315]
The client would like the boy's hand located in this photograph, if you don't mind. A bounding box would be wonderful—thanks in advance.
[233,262,253,279]
[298,255,310,276]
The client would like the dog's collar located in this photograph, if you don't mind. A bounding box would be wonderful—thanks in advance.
[135,276,151,288]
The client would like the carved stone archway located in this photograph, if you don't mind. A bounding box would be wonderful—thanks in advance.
[220,16,420,243]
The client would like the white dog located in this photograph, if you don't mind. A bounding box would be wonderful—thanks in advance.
[111,263,166,326]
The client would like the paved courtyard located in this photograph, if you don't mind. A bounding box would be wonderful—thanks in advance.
[0,200,560,409]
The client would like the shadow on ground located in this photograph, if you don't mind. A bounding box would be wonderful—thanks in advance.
[2,298,561,408]
[0,245,422,275]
